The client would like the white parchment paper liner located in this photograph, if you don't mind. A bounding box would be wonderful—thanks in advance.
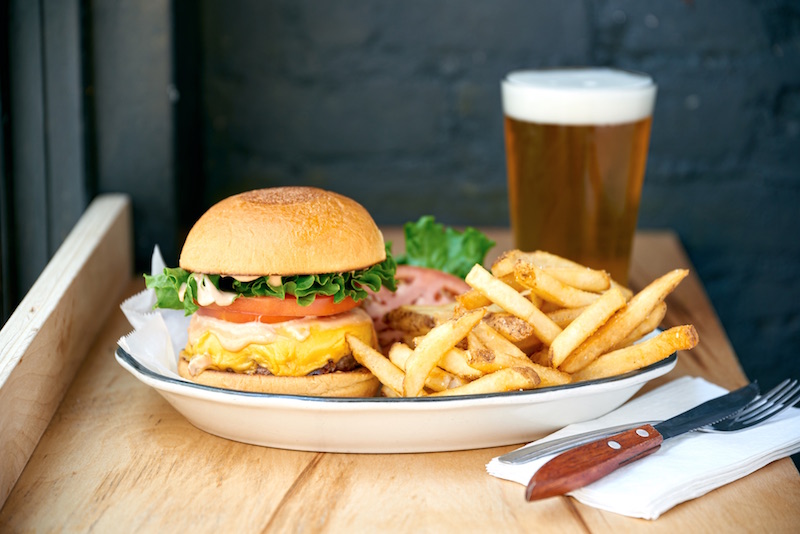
[118,246,190,380]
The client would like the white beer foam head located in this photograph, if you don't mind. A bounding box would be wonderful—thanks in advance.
[502,68,656,125]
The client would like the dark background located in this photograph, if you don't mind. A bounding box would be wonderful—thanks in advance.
[2,0,799,392]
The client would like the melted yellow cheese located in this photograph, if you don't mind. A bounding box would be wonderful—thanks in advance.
[184,308,376,377]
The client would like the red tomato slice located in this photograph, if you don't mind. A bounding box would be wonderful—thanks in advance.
[196,295,359,324]
[363,265,471,323]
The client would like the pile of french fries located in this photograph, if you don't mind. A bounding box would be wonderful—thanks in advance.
[347,250,699,398]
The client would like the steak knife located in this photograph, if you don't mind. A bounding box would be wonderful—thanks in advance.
[525,382,759,501]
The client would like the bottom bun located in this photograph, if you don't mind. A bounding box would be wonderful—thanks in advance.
[178,353,380,397]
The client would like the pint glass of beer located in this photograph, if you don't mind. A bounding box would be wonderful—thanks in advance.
[502,68,656,283]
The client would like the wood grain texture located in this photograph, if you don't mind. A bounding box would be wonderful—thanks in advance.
[526,425,663,501]
[0,195,132,506]
[1,230,798,532]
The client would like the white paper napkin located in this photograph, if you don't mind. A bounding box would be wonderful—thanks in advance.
[487,376,800,520]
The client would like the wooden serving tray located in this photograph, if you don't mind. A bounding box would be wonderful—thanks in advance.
[3,213,799,532]
[0,194,133,505]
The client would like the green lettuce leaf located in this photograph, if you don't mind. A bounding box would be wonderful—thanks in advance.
[144,246,397,315]
[143,267,205,315]
[396,216,495,279]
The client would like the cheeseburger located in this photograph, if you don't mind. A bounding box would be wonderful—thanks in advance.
[145,187,397,396]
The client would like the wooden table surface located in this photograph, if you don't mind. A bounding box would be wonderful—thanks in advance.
[2,230,799,532]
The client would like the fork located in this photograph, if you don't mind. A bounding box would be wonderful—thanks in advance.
[707,378,800,432]
[498,378,800,465]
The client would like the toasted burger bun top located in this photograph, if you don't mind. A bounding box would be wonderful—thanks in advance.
[179,187,387,276]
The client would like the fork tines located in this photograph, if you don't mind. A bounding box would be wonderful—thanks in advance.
[731,378,800,427]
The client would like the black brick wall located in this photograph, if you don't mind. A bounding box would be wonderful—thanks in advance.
[200,0,800,387]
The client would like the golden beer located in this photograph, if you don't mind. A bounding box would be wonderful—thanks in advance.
[502,69,656,283]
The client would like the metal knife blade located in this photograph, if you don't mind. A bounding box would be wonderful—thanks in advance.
[498,421,659,465]
[525,382,759,501]
[654,382,758,439]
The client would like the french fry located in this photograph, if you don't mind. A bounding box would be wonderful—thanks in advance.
[465,264,562,345]
[439,347,484,380]
[514,261,601,308]
[542,267,611,293]
[610,279,634,301]
[380,384,401,398]
[515,250,623,296]
[538,300,563,314]
[403,308,485,397]
[388,342,415,365]
[494,250,609,291]
[520,250,579,268]
[559,269,688,373]
[352,247,696,399]
[471,325,564,385]
[520,250,593,270]
[548,287,627,368]
[347,335,405,396]
[527,361,572,387]
[490,249,524,278]
[388,343,464,392]
[572,325,698,382]
[456,289,492,310]
[465,346,495,370]
[509,250,597,273]
[466,331,493,366]
[490,253,533,292]
[472,321,527,358]
[469,331,572,387]
[526,292,545,309]
[491,252,542,294]
[546,306,589,328]
[497,273,526,292]
[610,301,667,351]
[429,367,540,397]
[529,347,550,367]
[483,311,542,352]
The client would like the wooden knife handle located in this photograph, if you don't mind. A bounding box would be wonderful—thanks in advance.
[525,424,663,501]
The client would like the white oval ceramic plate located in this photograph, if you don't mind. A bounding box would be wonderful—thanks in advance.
[115,346,676,453]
